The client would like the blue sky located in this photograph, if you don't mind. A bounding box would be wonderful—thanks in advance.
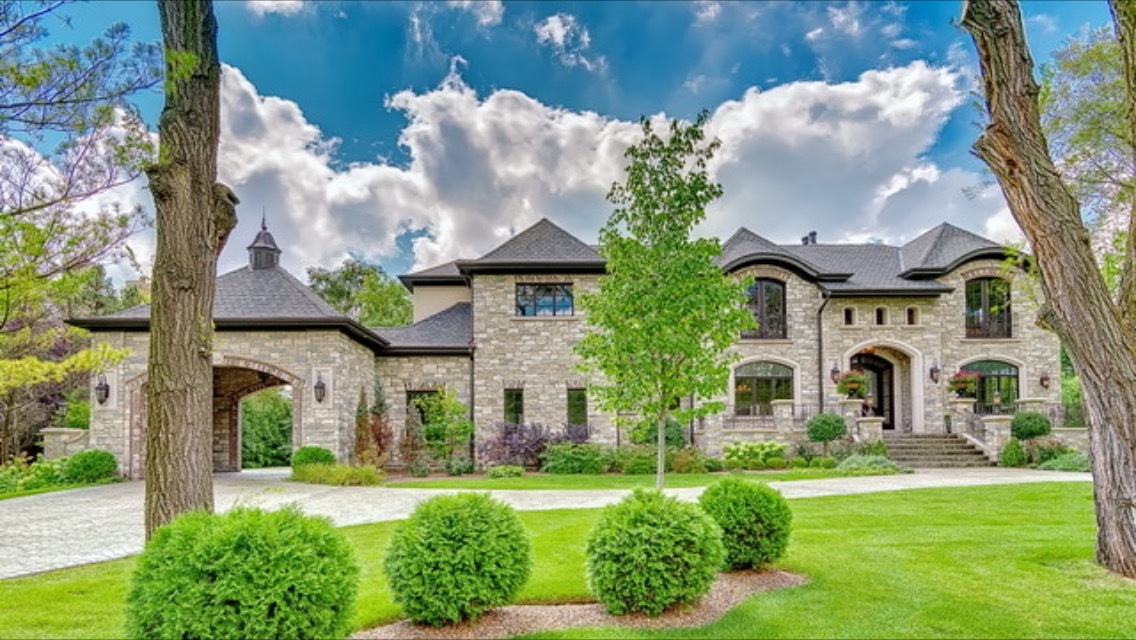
[46,1,1114,280]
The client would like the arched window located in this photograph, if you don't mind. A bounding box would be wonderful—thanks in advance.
[733,361,793,416]
[966,360,1019,414]
[965,277,1012,338]
[742,279,786,339]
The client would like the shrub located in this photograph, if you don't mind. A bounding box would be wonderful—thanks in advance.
[723,441,788,468]
[837,455,911,474]
[1034,438,1073,465]
[704,457,725,472]
[745,458,766,471]
[620,446,661,475]
[999,438,1028,467]
[481,422,556,469]
[0,455,67,493]
[291,446,335,468]
[1037,451,1091,472]
[629,415,686,448]
[765,456,787,470]
[699,477,792,570]
[125,506,358,640]
[671,447,708,474]
[856,440,889,457]
[444,456,475,476]
[810,456,838,469]
[384,493,531,626]
[793,442,817,463]
[788,457,808,469]
[806,413,847,456]
[242,388,292,468]
[541,443,606,474]
[415,388,475,464]
[1011,411,1052,441]
[62,399,91,430]
[61,450,118,484]
[586,489,724,617]
[291,463,384,486]
[486,464,525,479]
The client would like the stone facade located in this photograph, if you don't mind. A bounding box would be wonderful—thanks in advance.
[376,354,472,459]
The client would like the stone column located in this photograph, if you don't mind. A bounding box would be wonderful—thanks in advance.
[771,399,795,440]
[982,415,1013,462]
[838,398,864,441]
[855,417,885,443]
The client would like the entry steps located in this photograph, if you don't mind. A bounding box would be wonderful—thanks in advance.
[881,433,995,468]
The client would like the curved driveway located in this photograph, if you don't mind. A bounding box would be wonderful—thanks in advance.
[0,467,1090,580]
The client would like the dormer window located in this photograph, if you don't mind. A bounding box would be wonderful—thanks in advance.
[516,284,574,316]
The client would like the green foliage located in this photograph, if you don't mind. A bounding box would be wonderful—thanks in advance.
[1061,373,1086,427]
[766,456,787,470]
[789,457,809,469]
[835,370,869,398]
[620,446,663,475]
[60,395,91,430]
[837,455,912,474]
[699,477,792,570]
[61,450,117,484]
[290,463,384,486]
[443,456,474,476]
[1000,438,1029,468]
[1034,439,1075,465]
[1012,411,1053,441]
[856,440,890,457]
[810,457,839,469]
[486,464,525,479]
[806,413,848,445]
[0,455,65,492]
[291,446,336,469]
[723,441,788,468]
[356,379,394,467]
[241,388,292,468]
[575,113,755,488]
[629,415,686,448]
[704,457,725,472]
[541,443,606,474]
[586,488,724,616]
[1037,451,1091,472]
[671,447,709,474]
[125,506,358,639]
[384,493,531,626]
[307,258,412,326]
[413,387,474,464]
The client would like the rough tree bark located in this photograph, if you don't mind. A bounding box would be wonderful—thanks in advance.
[144,0,237,539]
[961,0,1136,577]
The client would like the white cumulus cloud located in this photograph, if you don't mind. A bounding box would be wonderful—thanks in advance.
[534,13,606,73]
[246,0,305,17]
[447,0,504,27]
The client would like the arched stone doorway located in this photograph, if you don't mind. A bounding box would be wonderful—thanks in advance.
[124,358,304,478]
[844,340,923,433]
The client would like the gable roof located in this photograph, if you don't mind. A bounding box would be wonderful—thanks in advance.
[456,218,605,274]
[372,302,473,355]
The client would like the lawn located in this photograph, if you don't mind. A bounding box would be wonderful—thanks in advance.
[2,481,1133,639]
[386,468,851,490]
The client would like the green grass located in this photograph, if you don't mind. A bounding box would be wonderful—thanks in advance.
[387,469,849,490]
[4,482,1134,639]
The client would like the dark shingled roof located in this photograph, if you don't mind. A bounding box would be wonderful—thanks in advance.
[898,223,1005,276]
[398,260,466,289]
[458,218,605,272]
[372,303,472,354]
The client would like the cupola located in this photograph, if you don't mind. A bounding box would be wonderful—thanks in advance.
[247,212,282,270]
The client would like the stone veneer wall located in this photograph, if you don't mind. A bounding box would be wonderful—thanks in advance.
[470,273,614,450]
[375,355,472,461]
[88,329,375,477]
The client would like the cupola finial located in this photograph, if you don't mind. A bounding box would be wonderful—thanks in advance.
[247,208,282,270]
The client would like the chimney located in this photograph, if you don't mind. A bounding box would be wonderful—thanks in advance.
[809,231,817,244]
[801,235,809,245]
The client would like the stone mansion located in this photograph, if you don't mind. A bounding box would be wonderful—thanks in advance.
[72,217,1061,476]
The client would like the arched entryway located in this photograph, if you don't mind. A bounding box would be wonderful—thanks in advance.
[851,353,895,430]
[844,340,923,433]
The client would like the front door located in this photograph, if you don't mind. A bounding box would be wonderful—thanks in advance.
[851,353,894,430]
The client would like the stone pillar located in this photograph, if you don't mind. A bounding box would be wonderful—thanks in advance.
[40,428,90,459]
[771,399,795,439]
[1016,397,1046,413]
[855,417,885,443]
[982,415,1013,462]
[838,398,864,441]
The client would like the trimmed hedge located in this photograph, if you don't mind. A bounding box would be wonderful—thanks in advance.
[384,493,531,626]
[586,489,724,617]
[125,506,358,639]
[290,463,384,486]
[699,477,792,570]
[1011,411,1052,441]
[486,464,525,478]
[541,443,606,474]
[61,449,117,484]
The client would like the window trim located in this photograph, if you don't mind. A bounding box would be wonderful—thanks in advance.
[504,388,524,424]
[965,277,1012,339]
[741,278,787,340]
[733,361,794,417]
[843,307,856,326]
[515,283,575,317]
[906,307,918,326]
[567,388,587,426]
[875,307,887,326]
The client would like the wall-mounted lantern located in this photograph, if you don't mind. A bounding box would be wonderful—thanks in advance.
[929,359,941,384]
[95,374,110,405]
[1039,371,1051,390]
[830,361,841,384]
[314,373,327,403]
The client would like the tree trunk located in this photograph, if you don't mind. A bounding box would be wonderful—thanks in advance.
[656,412,666,490]
[143,0,237,539]
[962,0,1136,577]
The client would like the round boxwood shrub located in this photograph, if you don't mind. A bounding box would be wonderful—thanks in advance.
[699,477,792,570]
[61,449,117,484]
[586,488,724,617]
[125,506,358,640]
[806,413,847,455]
[291,445,336,469]
[1011,411,1052,441]
[384,493,531,626]
[1000,438,1028,467]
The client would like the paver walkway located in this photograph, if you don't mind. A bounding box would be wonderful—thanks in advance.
[0,467,1090,580]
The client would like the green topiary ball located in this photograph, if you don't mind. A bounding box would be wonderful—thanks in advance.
[291,445,336,468]
[586,488,724,617]
[384,493,532,626]
[806,413,847,444]
[1011,411,1052,441]
[125,506,358,640]
[699,477,792,570]
[61,449,117,484]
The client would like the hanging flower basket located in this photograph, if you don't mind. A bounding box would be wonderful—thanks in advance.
[836,370,869,398]
[948,370,979,397]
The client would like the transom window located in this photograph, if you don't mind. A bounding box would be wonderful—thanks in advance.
[741,279,786,339]
[516,284,574,317]
[966,360,1019,414]
[965,277,1012,338]
[733,361,793,416]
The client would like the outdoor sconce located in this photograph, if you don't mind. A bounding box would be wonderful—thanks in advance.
[314,373,327,403]
[929,360,941,384]
[1040,371,1051,390]
[95,374,110,405]
[830,362,841,384]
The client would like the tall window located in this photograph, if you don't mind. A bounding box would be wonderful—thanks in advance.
[965,277,1012,338]
[741,279,786,339]
[906,307,918,325]
[567,388,587,426]
[516,284,574,316]
[966,360,1019,414]
[843,307,856,326]
[406,390,439,425]
[875,307,887,325]
[733,361,793,416]
[504,388,524,424]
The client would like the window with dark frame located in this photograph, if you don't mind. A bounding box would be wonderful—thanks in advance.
[733,361,793,416]
[515,283,574,317]
[504,388,524,424]
[875,307,887,325]
[741,278,786,339]
[967,360,1019,414]
[406,390,440,425]
[567,388,587,426]
[906,307,918,325]
[965,277,1012,338]
[843,307,855,326]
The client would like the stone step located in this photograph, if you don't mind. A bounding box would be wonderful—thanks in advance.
[881,434,995,468]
